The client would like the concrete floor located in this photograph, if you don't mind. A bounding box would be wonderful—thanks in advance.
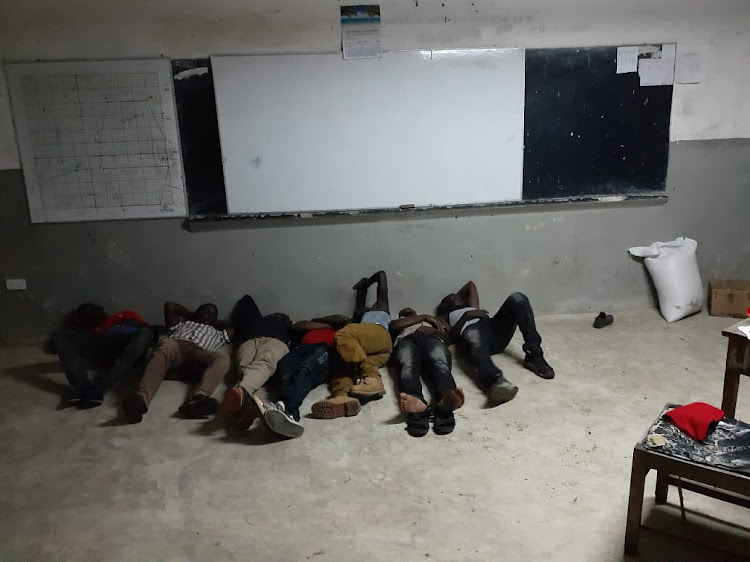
[1,308,749,561]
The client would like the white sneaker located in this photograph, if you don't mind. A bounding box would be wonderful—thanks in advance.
[263,402,304,439]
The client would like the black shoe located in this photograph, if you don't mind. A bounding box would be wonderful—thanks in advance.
[82,380,106,406]
[523,349,555,380]
[123,394,147,424]
[178,394,219,419]
[63,385,86,405]
[433,408,455,435]
[487,377,519,404]
[406,410,430,437]
[593,311,614,329]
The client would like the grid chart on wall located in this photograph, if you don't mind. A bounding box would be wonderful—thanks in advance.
[7,60,186,223]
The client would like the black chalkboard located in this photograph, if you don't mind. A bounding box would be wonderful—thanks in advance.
[171,59,227,215]
[523,47,673,200]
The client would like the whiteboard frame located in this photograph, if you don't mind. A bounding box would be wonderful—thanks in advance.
[212,49,525,216]
[7,59,186,223]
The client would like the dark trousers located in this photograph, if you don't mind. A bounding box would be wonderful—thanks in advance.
[54,327,153,391]
[460,292,542,388]
[276,344,330,421]
[393,334,456,405]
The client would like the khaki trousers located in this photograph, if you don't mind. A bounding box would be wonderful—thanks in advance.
[235,336,290,395]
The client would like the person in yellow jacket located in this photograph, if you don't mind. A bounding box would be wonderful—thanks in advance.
[311,270,392,418]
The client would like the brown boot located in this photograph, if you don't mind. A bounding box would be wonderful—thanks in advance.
[311,396,362,419]
[349,376,385,399]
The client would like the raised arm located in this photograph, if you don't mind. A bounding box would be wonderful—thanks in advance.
[446,308,488,344]
[309,315,351,329]
[390,314,431,333]
[457,281,480,309]
[353,269,389,318]
[370,270,389,312]
[164,301,192,328]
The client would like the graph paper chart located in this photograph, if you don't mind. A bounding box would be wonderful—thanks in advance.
[7,60,186,223]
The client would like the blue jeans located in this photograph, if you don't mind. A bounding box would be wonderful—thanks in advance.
[393,334,456,405]
[460,292,542,388]
[54,327,154,392]
[276,344,330,420]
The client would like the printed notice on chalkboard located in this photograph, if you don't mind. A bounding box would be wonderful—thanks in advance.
[341,5,382,60]
[616,46,638,74]
[638,43,676,86]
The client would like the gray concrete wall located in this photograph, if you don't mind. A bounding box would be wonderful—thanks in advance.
[1,138,749,345]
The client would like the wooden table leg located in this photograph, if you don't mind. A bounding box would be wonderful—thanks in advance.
[721,339,744,418]
[655,470,669,504]
[624,448,650,555]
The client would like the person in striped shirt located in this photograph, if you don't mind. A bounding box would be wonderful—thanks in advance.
[122,301,232,424]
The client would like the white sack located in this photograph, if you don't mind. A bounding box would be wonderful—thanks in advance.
[628,237,704,322]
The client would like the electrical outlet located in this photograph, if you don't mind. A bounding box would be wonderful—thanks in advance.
[5,278,27,291]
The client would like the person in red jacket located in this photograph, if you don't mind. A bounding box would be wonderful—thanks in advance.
[53,303,154,406]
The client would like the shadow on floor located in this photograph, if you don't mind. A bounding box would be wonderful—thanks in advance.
[625,502,750,561]
[1,361,68,396]
[219,425,288,446]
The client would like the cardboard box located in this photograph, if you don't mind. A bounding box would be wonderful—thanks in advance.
[708,279,750,318]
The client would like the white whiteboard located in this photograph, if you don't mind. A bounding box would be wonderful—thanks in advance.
[7,60,186,223]
[212,49,525,214]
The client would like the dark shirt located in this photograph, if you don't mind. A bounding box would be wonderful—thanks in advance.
[255,315,292,346]
[231,294,292,346]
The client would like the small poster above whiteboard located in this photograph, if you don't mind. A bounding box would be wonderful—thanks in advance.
[341,5,383,60]
[7,59,186,223]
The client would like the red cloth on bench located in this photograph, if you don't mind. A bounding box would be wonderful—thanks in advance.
[663,402,725,441]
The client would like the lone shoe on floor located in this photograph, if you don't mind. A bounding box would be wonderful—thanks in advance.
[263,402,304,439]
[179,394,219,419]
[523,349,555,380]
[123,394,147,424]
[221,387,265,429]
[349,376,385,398]
[311,396,362,419]
[593,311,614,329]
[487,378,519,405]
[406,410,430,437]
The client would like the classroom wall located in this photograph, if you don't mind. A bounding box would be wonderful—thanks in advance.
[2,0,749,144]
[2,139,749,344]
[1,1,749,343]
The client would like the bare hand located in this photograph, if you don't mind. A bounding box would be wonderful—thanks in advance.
[424,315,440,328]
[415,326,439,337]
[463,309,489,322]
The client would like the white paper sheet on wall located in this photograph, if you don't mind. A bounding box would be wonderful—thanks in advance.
[675,52,703,84]
[7,60,186,222]
[616,46,638,74]
[638,43,676,86]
